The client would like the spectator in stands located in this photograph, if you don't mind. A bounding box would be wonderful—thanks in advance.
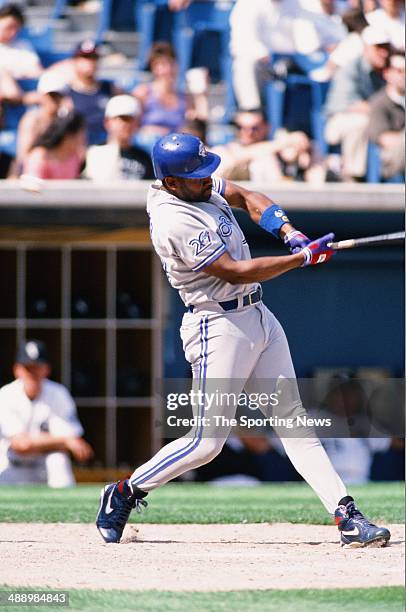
[0,67,21,104]
[0,339,94,487]
[132,42,201,141]
[314,377,391,484]
[366,0,405,50]
[193,435,301,484]
[212,110,324,183]
[368,53,405,179]
[327,8,369,74]
[16,72,71,171]
[179,118,208,145]
[66,40,117,146]
[362,1,378,12]
[0,3,42,79]
[85,95,154,181]
[229,0,346,110]
[212,111,278,180]
[22,111,85,180]
[168,0,192,9]
[324,25,390,181]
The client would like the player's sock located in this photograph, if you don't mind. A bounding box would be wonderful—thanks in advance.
[337,495,354,507]
[124,477,148,499]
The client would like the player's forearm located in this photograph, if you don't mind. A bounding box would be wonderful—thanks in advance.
[10,433,70,455]
[227,253,304,283]
[228,186,275,223]
[223,182,294,238]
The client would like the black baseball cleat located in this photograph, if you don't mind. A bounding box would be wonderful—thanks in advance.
[335,500,391,548]
[96,479,148,543]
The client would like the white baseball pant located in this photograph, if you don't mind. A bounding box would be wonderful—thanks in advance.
[130,302,347,514]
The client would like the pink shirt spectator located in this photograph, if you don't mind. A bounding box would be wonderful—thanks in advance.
[23,148,82,179]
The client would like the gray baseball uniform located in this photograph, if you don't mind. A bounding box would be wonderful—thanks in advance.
[130,178,347,513]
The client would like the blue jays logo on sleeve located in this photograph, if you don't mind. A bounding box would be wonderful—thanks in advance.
[189,231,212,256]
[218,215,233,237]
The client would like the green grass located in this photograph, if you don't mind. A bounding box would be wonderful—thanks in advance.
[0,482,403,524]
[0,587,404,612]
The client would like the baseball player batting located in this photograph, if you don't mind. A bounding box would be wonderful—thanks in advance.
[96,133,390,548]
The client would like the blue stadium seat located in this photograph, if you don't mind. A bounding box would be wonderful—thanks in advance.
[20,24,54,53]
[172,1,235,121]
[51,0,69,19]
[1,79,38,157]
[135,0,177,69]
[366,142,405,184]
[173,1,233,84]
[3,79,37,131]
[18,25,66,68]
[0,131,17,158]
[38,50,71,68]
[264,54,330,155]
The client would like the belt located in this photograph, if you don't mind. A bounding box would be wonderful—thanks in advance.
[188,286,262,313]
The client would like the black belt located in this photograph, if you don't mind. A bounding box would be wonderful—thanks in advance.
[188,287,262,313]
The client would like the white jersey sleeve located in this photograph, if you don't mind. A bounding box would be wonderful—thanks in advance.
[212,176,226,197]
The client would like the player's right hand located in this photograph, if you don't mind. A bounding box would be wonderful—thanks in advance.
[301,233,335,267]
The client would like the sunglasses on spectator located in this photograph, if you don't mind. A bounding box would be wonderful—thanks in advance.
[115,115,136,121]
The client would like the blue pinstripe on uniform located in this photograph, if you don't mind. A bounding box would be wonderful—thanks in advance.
[131,315,209,488]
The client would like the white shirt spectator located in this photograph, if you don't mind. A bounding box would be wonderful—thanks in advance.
[329,31,364,68]
[0,38,41,79]
[319,438,391,484]
[230,0,345,108]
[230,0,345,60]
[0,379,83,486]
[367,7,405,50]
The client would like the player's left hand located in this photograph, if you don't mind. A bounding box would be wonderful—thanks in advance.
[284,230,311,254]
[301,233,335,267]
[65,437,94,462]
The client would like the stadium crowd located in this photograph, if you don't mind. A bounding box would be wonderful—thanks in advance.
[0,0,404,183]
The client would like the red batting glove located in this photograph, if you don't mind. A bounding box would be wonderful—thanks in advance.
[301,233,335,267]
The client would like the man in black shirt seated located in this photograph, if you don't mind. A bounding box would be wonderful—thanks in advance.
[85,95,154,181]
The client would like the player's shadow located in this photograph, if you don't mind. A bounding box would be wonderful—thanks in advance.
[123,538,403,546]
[123,538,340,545]
[0,540,39,543]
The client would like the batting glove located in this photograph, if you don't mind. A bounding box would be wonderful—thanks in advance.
[301,233,335,267]
[284,230,311,254]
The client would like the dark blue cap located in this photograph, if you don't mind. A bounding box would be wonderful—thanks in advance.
[16,340,49,365]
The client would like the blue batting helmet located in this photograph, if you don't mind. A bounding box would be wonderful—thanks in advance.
[152,133,221,179]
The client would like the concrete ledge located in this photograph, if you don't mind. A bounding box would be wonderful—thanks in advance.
[0,180,404,211]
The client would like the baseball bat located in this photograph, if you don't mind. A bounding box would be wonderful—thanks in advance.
[328,231,405,251]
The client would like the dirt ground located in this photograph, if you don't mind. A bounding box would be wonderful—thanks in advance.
[0,523,404,591]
